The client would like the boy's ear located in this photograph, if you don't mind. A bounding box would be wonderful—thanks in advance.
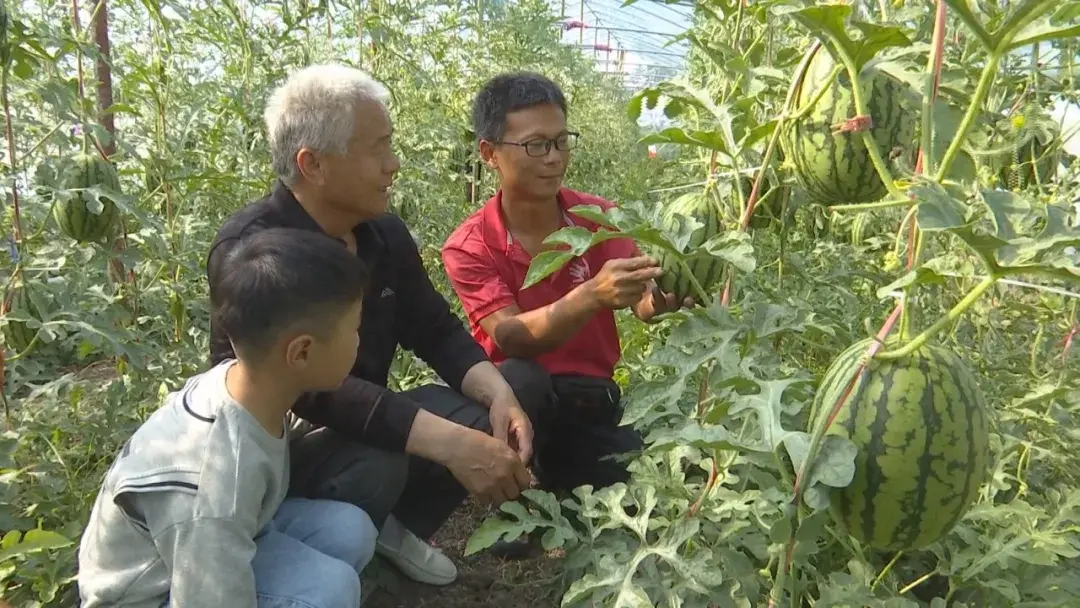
[284,334,316,370]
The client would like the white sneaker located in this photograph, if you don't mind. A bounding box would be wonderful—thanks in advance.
[375,514,458,586]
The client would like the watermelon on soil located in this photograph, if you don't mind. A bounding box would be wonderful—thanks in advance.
[809,337,992,552]
[782,45,916,206]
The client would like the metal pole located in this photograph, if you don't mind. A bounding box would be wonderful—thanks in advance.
[579,0,584,44]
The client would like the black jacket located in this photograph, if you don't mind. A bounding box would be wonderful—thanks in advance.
[206,181,489,452]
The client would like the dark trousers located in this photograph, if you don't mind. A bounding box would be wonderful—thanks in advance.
[285,359,642,540]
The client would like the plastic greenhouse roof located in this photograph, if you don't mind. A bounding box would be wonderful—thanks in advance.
[547,0,694,90]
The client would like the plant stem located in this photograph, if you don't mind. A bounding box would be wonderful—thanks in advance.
[934,51,1001,182]
[828,196,912,213]
[871,551,905,591]
[899,571,936,595]
[679,258,712,306]
[876,274,999,360]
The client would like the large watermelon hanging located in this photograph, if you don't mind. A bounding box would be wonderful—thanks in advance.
[782,45,916,205]
[52,153,122,244]
[809,337,992,552]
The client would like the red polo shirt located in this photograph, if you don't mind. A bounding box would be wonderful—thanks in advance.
[441,188,639,380]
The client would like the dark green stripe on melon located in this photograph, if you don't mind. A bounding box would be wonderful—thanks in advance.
[782,46,915,205]
[809,337,991,551]
[654,190,725,303]
[53,154,121,244]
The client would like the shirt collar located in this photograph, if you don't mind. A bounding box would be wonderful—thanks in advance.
[266,180,386,254]
[480,188,579,253]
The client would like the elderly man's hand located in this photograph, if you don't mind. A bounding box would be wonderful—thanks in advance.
[488,388,534,464]
[445,428,532,506]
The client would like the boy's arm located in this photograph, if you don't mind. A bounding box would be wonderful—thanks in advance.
[134,491,259,608]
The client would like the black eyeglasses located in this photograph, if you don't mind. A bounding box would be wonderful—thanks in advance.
[497,132,580,157]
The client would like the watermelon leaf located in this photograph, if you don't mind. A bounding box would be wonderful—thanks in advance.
[520,249,574,290]
[876,264,948,300]
[779,5,912,72]
[640,127,727,152]
[783,433,858,494]
[912,180,969,232]
[644,420,738,453]
[701,231,756,274]
[849,22,914,71]
[729,377,812,453]
[621,376,691,427]
[978,190,1033,242]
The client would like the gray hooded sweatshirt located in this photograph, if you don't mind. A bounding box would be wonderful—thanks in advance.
[77,359,288,607]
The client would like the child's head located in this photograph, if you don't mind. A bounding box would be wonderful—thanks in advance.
[211,227,369,391]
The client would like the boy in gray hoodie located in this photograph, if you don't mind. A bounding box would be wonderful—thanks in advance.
[78,227,377,608]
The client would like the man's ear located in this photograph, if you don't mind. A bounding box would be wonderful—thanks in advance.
[284,334,316,370]
[295,148,325,185]
[478,140,498,169]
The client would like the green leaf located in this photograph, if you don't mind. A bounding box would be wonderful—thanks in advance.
[543,225,599,251]
[0,528,71,563]
[784,433,858,491]
[627,87,660,121]
[997,204,1080,271]
[649,79,737,156]
[520,249,574,290]
[729,378,811,452]
[912,181,968,232]
[640,127,728,152]
[621,376,691,427]
[567,204,618,229]
[463,517,525,556]
[700,231,756,274]
[778,6,912,71]
[849,22,914,70]
[876,264,948,299]
[645,420,738,453]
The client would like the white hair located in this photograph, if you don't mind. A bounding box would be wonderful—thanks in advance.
[263,64,391,186]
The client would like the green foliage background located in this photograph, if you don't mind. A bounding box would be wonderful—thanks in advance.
[2,0,1080,606]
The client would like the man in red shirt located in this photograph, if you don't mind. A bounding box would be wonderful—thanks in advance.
[442,72,691,555]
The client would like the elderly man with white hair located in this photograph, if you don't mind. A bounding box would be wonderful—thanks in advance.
[206,64,555,587]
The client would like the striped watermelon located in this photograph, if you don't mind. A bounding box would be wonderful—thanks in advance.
[2,282,39,354]
[809,337,991,551]
[52,153,121,244]
[782,45,916,205]
[655,190,725,303]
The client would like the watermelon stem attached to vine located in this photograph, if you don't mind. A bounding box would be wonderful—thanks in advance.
[876,274,999,361]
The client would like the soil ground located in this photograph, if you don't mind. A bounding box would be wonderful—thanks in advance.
[364,498,566,608]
